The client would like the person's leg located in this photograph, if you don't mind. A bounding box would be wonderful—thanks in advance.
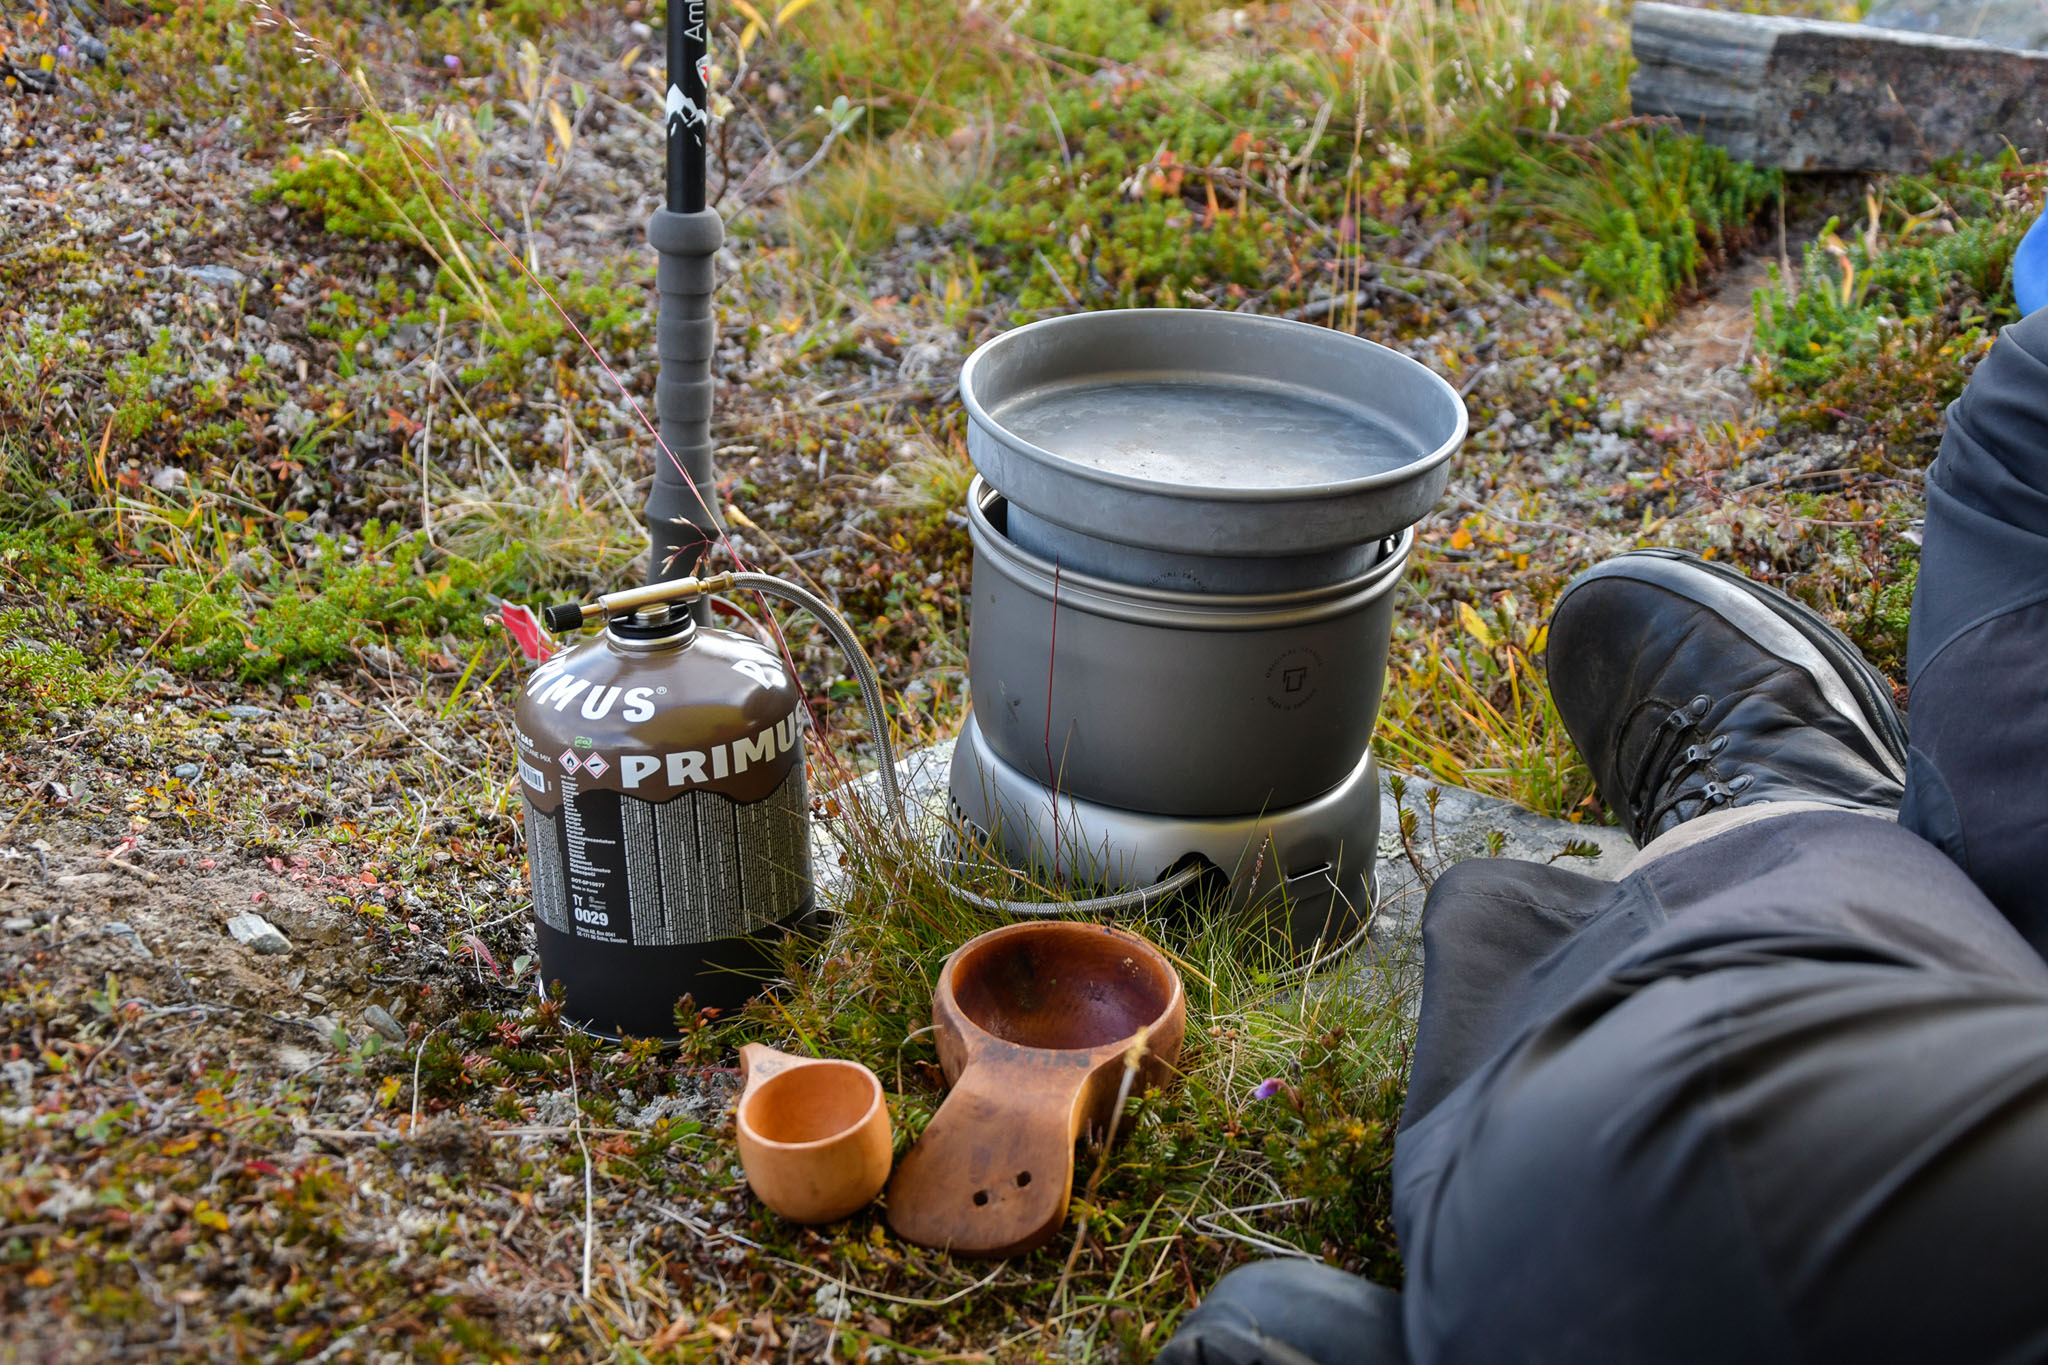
[1397,808,2048,1365]
[1164,535,2048,1365]
[1397,543,2048,1363]
[1406,543,1916,1126]
[1900,305,2048,952]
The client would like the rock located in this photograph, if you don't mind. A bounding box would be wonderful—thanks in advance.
[1,919,33,933]
[1630,1,2048,170]
[223,704,268,721]
[101,921,152,959]
[172,762,200,780]
[180,263,247,288]
[226,912,293,955]
[1865,0,2048,52]
[362,1004,406,1043]
[77,35,107,65]
[817,736,1636,1013]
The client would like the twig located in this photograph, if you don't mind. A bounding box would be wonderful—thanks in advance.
[1448,489,1580,537]
[1033,248,1083,310]
[568,1049,597,1300]
[101,855,159,886]
[762,1256,1005,1309]
[1285,284,1423,320]
[1190,1198,1317,1259]
[1513,114,1681,145]
[730,114,860,211]
[1051,1026,1150,1317]
[296,1122,654,1141]
[77,1017,135,1081]
[1457,361,1498,399]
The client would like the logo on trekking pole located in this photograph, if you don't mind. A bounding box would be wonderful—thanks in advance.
[666,84,707,131]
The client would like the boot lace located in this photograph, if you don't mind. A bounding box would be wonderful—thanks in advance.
[1624,694,1755,842]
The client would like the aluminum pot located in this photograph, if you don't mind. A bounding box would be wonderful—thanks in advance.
[966,479,1409,818]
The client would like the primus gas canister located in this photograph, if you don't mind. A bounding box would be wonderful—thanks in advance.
[516,599,814,1038]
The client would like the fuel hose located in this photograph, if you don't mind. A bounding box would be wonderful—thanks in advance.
[729,573,1201,918]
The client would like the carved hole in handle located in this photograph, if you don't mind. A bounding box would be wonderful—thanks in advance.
[973,1190,989,1207]
[1015,1171,1032,1187]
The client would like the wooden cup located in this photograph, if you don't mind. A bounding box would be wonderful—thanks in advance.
[884,921,1186,1258]
[735,1044,894,1225]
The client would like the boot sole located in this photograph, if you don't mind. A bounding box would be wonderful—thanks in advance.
[1557,550,1909,777]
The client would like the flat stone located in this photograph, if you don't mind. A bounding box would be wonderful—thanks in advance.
[362,1004,406,1043]
[1365,777,1632,994]
[172,762,200,780]
[1,918,33,933]
[820,738,1633,962]
[226,911,293,955]
[1630,1,2048,171]
[1866,0,2048,52]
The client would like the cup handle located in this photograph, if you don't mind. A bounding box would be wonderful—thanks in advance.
[884,1059,1089,1258]
[737,1043,802,1103]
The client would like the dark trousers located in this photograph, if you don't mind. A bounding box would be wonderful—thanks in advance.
[1392,305,2048,1364]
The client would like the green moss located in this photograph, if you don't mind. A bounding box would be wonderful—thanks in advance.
[261,115,490,251]
[967,64,1364,313]
[0,609,123,729]
[1511,131,1780,325]
[0,518,512,683]
[1751,158,2031,460]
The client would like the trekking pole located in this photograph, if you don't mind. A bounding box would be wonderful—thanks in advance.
[645,0,722,601]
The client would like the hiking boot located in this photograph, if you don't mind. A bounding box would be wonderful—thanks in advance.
[1545,549,1908,846]
[1155,1260,1409,1365]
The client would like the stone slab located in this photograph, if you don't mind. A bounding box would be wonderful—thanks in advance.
[818,739,1636,971]
[1865,0,2048,53]
[1630,0,2048,170]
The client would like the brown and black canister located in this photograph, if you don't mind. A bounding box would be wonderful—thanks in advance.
[515,605,814,1037]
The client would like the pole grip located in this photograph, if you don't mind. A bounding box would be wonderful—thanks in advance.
[645,205,725,587]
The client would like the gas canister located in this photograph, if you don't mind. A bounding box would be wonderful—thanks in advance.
[514,603,814,1037]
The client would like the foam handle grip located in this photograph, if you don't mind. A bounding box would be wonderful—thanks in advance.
[644,206,726,586]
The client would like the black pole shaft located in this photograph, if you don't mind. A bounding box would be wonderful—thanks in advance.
[647,0,722,592]
[666,0,709,213]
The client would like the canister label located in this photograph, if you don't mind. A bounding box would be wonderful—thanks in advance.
[525,759,809,947]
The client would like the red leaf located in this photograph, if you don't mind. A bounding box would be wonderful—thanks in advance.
[499,603,554,662]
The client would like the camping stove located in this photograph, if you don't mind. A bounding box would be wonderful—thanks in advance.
[945,309,1466,958]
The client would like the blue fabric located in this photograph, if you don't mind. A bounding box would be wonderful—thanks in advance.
[2016,208,2048,319]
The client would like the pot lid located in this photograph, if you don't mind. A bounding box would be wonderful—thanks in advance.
[960,309,1465,556]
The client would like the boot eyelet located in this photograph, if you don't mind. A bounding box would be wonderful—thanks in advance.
[1688,695,1712,719]
[1708,736,1729,754]
[1728,774,1754,792]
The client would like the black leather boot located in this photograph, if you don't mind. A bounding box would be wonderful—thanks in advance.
[1545,549,1907,846]
[1156,1260,1409,1365]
